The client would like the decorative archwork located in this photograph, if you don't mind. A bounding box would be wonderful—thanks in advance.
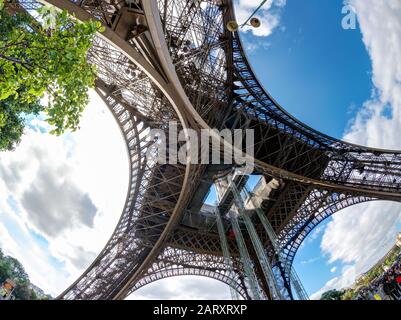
[131,268,248,300]
[56,68,196,299]
[9,0,401,300]
[275,190,401,288]
[128,247,248,300]
[11,0,200,299]
[278,190,374,269]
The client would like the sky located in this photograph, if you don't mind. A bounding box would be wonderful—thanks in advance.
[0,0,401,300]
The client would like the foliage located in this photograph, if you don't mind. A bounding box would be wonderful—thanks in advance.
[341,246,401,299]
[354,246,401,289]
[0,3,103,150]
[320,289,344,300]
[0,93,42,150]
[319,246,401,300]
[341,289,357,300]
[0,248,50,300]
[384,247,400,267]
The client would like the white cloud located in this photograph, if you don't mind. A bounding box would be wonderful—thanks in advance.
[343,0,401,149]
[128,276,232,300]
[307,225,324,244]
[0,91,128,295]
[312,0,401,299]
[322,202,401,266]
[330,267,337,273]
[300,256,320,265]
[310,265,357,300]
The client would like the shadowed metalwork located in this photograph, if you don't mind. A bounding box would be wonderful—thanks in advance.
[10,0,401,300]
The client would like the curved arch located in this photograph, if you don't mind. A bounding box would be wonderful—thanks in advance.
[225,0,398,154]
[130,268,248,300]
[276,193,401,294]
[128,246,248,299]
[278,192,375,270]
[224,0,401,198]
[150,0,401,198]
[56,75,193,299]
[13,0,197,299]
[13,0,401,300]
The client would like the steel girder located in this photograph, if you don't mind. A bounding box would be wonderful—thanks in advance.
[156,0,401,197]
[273,187,374,285]
[13,0,200,300]
[129,247,248,299]
[11,0,401,299]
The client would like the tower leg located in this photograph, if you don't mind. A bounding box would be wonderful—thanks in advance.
[231,183,283,299]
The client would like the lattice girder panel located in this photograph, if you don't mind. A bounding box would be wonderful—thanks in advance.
[56,87,167,299]
[277,189,374,272]
[266,182,311,232]
[129,246,248,299]
[153,0,401,195]
[10,0,198,299]
[156,0,229,127]
[167,227,239,256]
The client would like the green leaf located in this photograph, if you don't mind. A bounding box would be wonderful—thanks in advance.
[0,5,98,150]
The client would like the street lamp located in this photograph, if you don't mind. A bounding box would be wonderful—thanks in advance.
[226,0,268,32]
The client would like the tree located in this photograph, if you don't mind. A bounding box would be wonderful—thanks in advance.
[342,289,357,300]
[13,280,37,300]
[0,248,49,300]
[5,256,29,283]
[0,1,103,150]
[320,289,344,300]
[0,258,11,282]
[0,94,42,150]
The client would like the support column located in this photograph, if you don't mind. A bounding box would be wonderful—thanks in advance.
[215,207,241,300]
[229,211,263,300]
[215,176,261,299]
[231,184,282,300]
[243,184,309,300]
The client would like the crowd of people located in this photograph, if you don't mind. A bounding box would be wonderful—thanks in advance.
[356,253,401,300]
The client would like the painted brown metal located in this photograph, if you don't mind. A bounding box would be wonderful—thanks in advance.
[11,0,401,299]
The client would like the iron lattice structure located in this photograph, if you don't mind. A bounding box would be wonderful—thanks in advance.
[11,0,401,299]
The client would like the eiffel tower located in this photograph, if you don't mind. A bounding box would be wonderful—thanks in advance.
[12,0,401,300]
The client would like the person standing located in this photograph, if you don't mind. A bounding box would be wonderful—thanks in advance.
[383,276,400,300]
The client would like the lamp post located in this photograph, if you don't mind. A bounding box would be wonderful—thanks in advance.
[226,0,269,32]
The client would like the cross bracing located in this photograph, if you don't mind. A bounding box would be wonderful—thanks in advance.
[9,0,401,300]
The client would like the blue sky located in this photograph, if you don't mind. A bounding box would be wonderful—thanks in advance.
[241,0,372,139]
[1,0,401,300]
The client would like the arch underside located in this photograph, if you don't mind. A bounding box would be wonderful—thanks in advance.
[12,0,401,300]
[129,247,248,299]
[14,0,201,300]
[132,267,246,299]
[271,188,401,288]
[277,189,374,276]
[155,0,401,197]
